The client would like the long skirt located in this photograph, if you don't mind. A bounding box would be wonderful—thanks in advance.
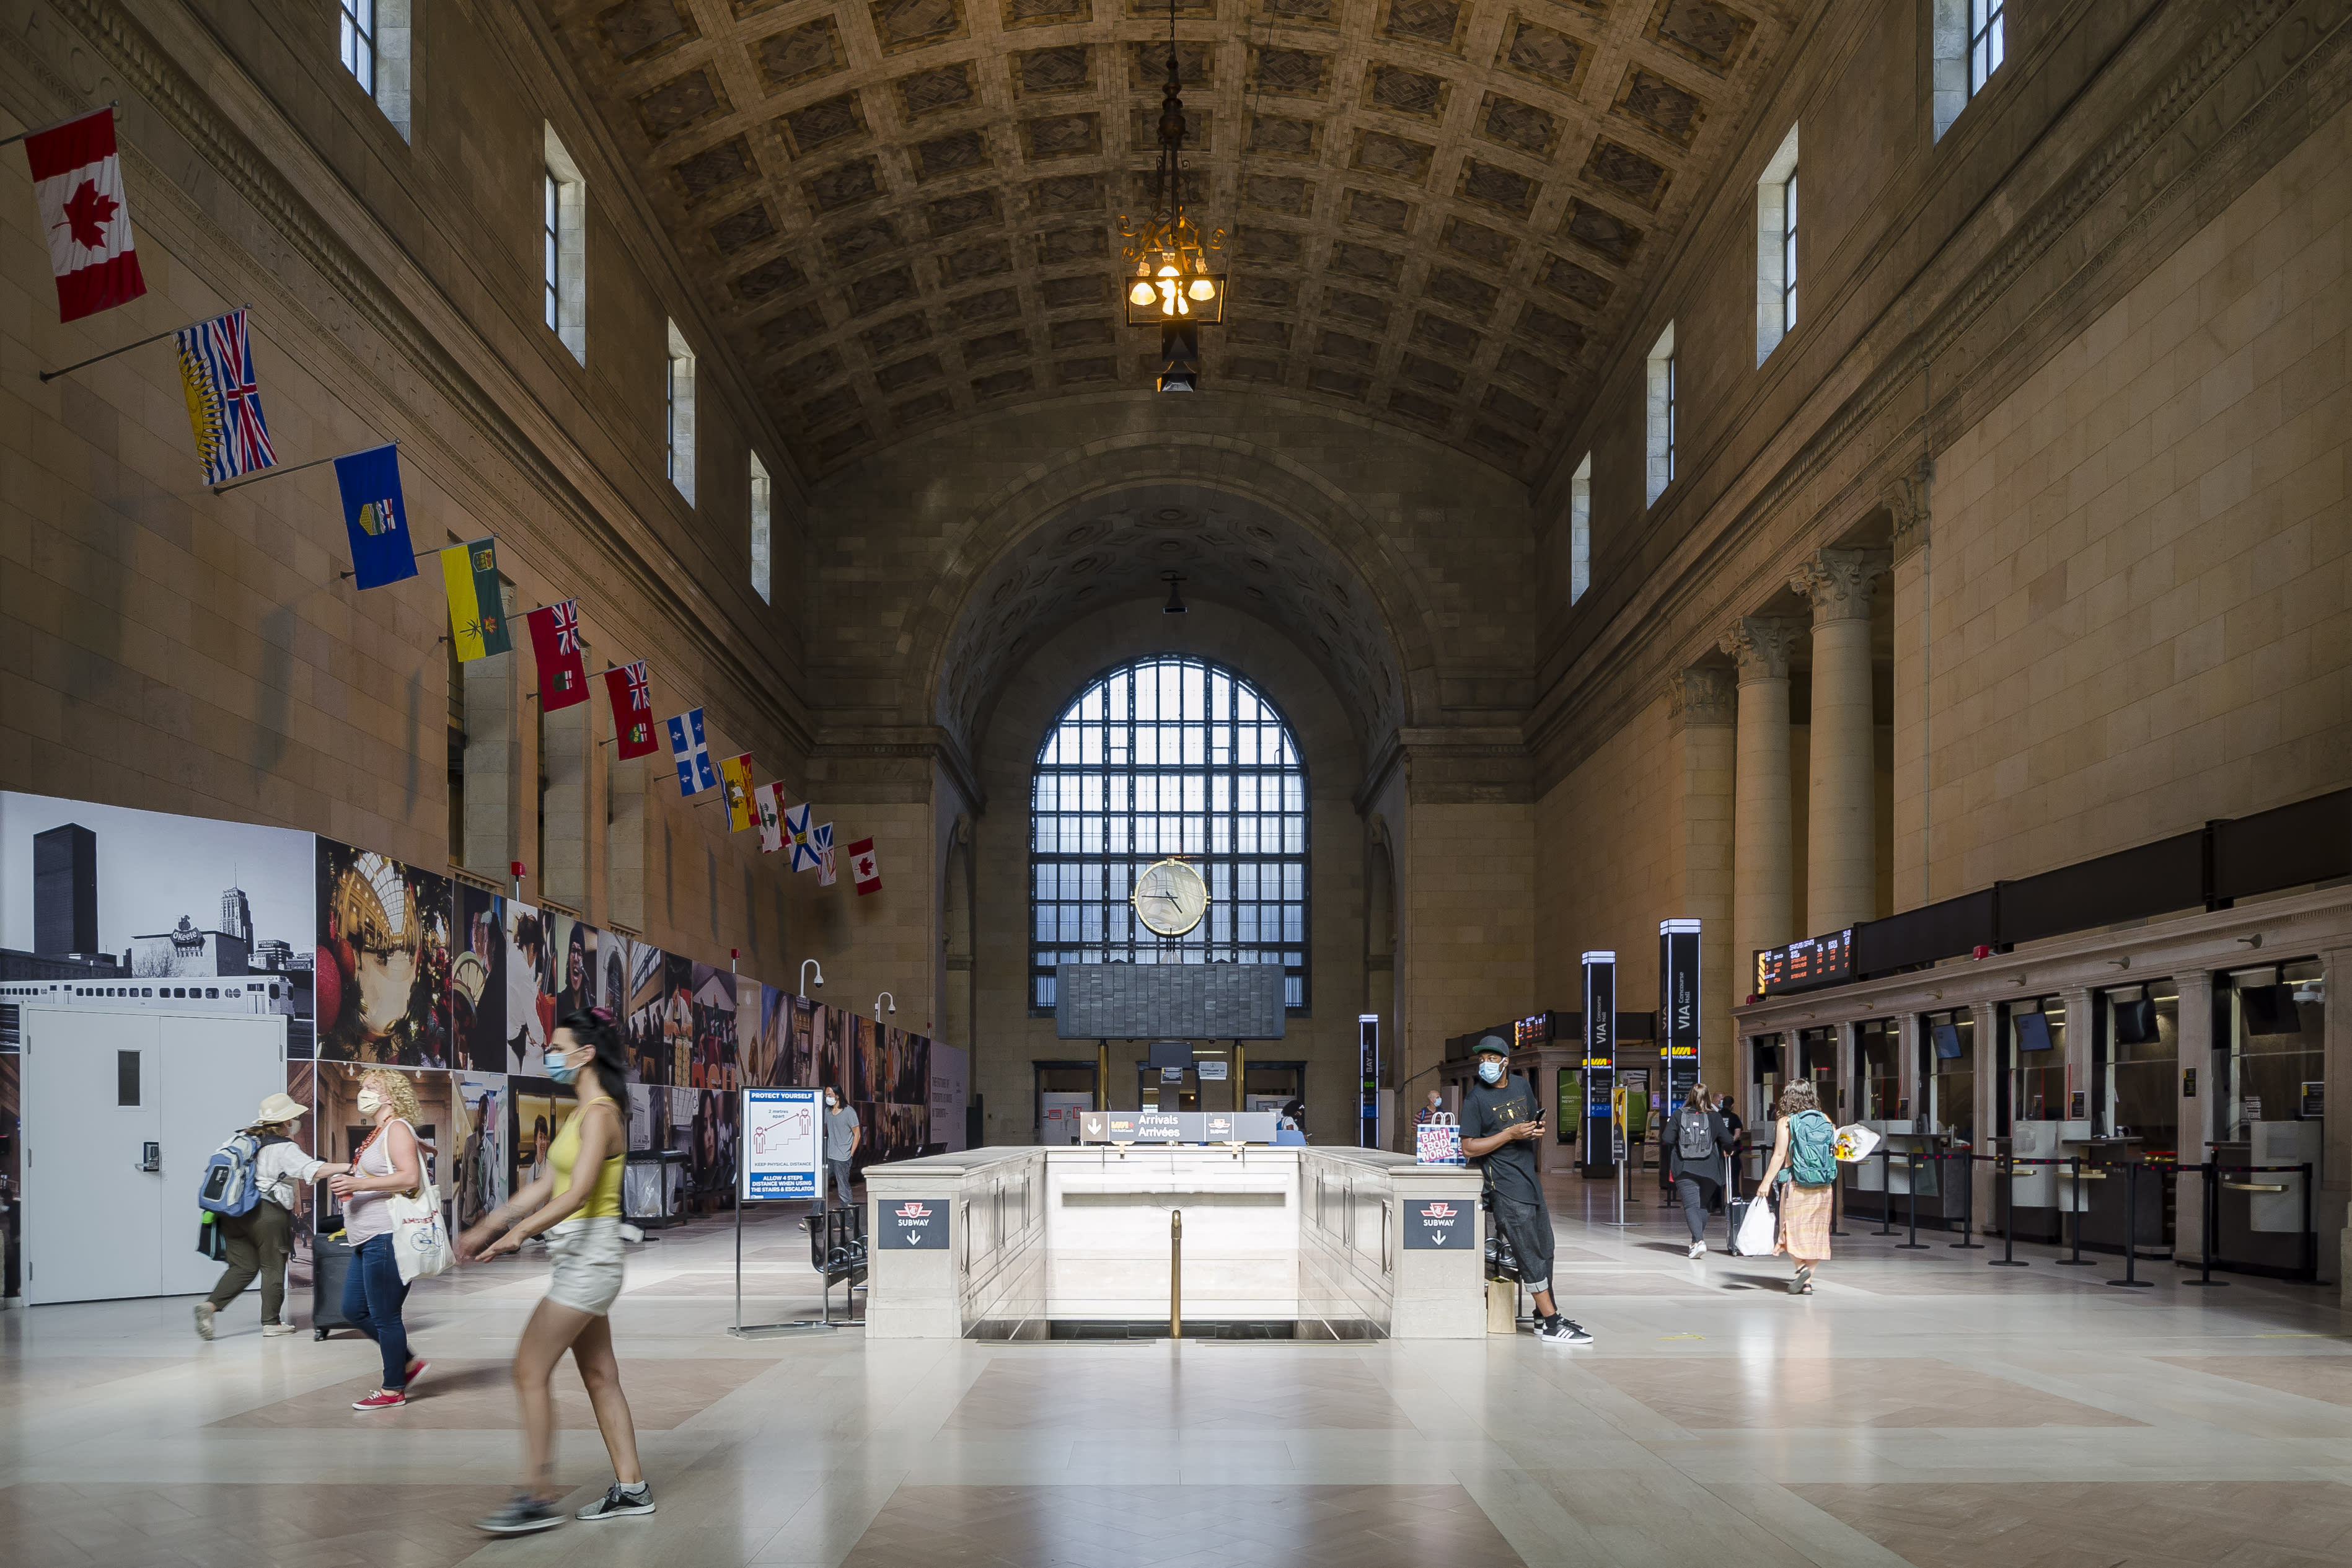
[1779,1183,1833,1260]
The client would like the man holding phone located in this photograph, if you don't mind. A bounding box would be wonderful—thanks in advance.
[1461,1034,1592,1346]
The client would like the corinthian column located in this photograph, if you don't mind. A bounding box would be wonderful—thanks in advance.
[1666,666,1736,1085]
[1790,547,1890,933]
[1720,616,1803,1000]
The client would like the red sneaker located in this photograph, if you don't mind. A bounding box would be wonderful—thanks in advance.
[352,1388,407,1411]
[404,1357,428,1389]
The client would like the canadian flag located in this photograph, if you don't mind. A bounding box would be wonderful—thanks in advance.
[25,108,146,322]
[847,837,881,897]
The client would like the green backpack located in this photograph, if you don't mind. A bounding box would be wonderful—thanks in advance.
[1787,1109,1838,1187]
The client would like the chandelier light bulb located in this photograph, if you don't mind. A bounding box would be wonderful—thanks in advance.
[1129,280,1156,307]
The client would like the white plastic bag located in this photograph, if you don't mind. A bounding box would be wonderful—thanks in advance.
[1834,1122,1882,1163]
[387,1178,452,1283]
[1733,1192,1778,1257]
[1416,1111,1464,1166]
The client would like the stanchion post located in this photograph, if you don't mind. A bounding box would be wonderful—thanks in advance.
[1873,1147,1896,1236]
[1989,1152,2028,1267]
[1950,1151,1984,1249]
[1898,1149,1929,1249]
[2107,1159,2153,1287]
[2055,1156,2094,1265]
[2302,1161,2316,1282]
[1830,1168,1848,1238]
[2183,1159,2227,1287]
[1169,1208,1183,1339]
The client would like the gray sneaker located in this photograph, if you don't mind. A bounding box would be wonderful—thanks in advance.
[476,1494,563,1535]
[1534,1316,1593,1345]
[578,1482,656,1521]
[193,1303,216,1341]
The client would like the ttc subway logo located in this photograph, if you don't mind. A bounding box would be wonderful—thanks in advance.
[896,1202,932,1221]
[1419,1201,1456,1220]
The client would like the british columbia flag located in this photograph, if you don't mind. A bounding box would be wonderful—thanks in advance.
[175,308,275,485]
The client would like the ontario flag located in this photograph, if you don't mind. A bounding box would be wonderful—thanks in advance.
[525,600,589,711]
[847,837,881,897]
[603,661,659,759]
[25,108,145,322]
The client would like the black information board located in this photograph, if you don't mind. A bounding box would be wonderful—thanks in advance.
[875,1196,951,1249]
[1401,1194,1473,1249]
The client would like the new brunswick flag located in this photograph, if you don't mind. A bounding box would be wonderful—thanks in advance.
[439,538,511,660]
[719,753,755,832]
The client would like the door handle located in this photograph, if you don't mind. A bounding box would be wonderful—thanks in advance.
[134,1140,161,1173]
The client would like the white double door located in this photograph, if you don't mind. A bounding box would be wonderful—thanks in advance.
[22,1006,287,1305]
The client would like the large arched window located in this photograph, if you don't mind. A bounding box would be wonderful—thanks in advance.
[1031,656,1308,1013]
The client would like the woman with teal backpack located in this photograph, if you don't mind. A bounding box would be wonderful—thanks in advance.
[1754,1078,1839,1293]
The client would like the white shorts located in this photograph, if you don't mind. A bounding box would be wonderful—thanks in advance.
[545,1217,625,1316]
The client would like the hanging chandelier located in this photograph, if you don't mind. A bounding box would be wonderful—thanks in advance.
[1117,0,1227,390]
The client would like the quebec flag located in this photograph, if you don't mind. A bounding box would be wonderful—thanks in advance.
[667,707,718,796]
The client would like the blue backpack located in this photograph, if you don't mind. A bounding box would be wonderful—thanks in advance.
[1787,1110,1838,1187]
[196,1131,287,1217]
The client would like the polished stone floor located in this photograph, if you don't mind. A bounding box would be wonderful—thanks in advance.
[4,1176,2350,1567]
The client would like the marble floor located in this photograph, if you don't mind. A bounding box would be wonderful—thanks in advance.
[4,1177,2350,1567]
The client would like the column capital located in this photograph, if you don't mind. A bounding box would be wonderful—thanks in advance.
[1885,473,1929,562]
[1663,665,1736,731]
[1719,615,1804,683]
[1790,547,1892,623]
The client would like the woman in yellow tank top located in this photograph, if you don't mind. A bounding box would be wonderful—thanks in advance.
[458,1009,650,1536]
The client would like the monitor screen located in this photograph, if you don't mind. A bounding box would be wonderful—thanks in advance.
[2015,1010,2054,1052]
[2112,997,2160,1046]
[1934,1023,1963,1059]
[1147,1039,1196,1071]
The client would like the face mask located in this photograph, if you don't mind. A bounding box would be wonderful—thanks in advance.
[1478,1059,1504,1085]
[546,1049,579,1086]
[356,1088,383,1116]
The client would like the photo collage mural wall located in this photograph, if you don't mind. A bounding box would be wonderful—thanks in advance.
[0,792,965,1295]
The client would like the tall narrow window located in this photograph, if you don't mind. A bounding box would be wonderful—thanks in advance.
[1970,0,2006,95]
[1568,452,1592,605]
[1029,656,1310,1013]
[543,126,586,362]
[339,0,374,94]
[1755,123,1799,363]
[1645,323,1676,505]
[749,453,773,604]
[1934,0,2004,139]
[1781,167,1798,333]
[666,320,697,504]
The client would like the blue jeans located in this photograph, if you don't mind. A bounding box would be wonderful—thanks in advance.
[342,1234,412,1389]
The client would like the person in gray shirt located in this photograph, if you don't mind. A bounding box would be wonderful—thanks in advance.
[824,1088,861,1209]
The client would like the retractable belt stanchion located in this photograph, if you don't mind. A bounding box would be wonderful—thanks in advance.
[1989,1152,2028,1267]
[1897,1150,1930,1249]
[2055,1156,2094,1265]
[2106,1160,2154,1288]
[1949,1150,1984,1249]
[1872,1147,1897,1236]
[2303,1161,2317,1282]
[2182,1159,2226,1287]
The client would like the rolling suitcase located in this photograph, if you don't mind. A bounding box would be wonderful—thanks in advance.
[311,1230,355,1340]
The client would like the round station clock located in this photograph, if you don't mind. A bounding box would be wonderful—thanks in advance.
[1130,857,1210,937]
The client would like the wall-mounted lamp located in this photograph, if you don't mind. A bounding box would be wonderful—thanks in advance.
[799,959,825,997]
[1161,571,1188,614]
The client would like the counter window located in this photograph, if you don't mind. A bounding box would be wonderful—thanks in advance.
[1856,1020,1900,1121]
[2005,997,2066,1124]
[1749,1033,1786,1128]
[2095,984,2176,1155]
[1922,1008,1974,1144]
[2221,960,2324,1140]
[1797,1026,1838,1117]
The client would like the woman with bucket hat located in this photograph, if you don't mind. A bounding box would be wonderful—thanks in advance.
[195,1092,349,1340]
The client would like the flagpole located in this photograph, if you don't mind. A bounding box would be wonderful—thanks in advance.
[37,304,242,382]
[0,100,119,151]
[215,438,394,496]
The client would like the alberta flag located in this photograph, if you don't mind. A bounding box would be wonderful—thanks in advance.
[667,708,718,795]
[24,108,146,322]
[333,444,416,591]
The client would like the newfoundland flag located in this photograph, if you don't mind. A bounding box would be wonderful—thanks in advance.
[24,108,146,322]
[333,444,417,591]
[524,599,589,711]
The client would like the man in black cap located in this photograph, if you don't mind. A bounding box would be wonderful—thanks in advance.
[1461,1033,1591,1345]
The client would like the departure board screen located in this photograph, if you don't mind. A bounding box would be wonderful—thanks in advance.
[1753,928,1855,996]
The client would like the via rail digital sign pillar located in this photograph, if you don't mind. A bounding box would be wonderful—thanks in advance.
[1581,951,1616,1177]
[1660,920,1701,1117]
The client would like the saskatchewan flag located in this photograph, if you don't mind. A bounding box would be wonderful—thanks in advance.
[439,538,511,661]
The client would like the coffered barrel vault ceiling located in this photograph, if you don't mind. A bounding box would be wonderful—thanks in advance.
[540,0,1791,479]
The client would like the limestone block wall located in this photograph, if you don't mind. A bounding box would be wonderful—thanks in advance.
[1893,98,2352,897]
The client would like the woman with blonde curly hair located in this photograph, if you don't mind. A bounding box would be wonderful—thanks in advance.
[1754,1077,1839,1293]
[328,1067,431,1409]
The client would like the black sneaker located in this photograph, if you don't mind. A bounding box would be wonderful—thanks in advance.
[1534,1316,1593,1346]
[476,1494,564,1535]
[578,1482,656,1521]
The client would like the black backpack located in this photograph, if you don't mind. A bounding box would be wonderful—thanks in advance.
[1675,1105,1716,1161]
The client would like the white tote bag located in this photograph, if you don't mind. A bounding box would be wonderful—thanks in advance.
[1733,1191,1779,1257]
[385,1152,453,1284]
